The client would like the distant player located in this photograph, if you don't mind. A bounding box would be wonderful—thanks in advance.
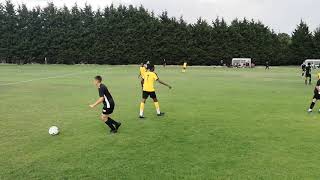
[163,59,166,67]
[301,63,306,77]
[182,61,187,72]
[308,73,320,113]
[305,63,312,85]
[139,63,147,88]
[89,76,121,134]
[139,65,172,118]
[139,63,147,77]
[265,61,270,70]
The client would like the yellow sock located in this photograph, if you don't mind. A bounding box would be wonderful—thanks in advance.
[154,102,161,114]
[140,102,145,116]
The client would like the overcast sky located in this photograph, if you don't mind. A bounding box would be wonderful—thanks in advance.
[4,0,320,34]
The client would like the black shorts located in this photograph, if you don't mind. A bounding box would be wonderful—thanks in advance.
[102,104,115,115]
[143,91,157,99]
[306,74,311,78]
[313,93,320,100]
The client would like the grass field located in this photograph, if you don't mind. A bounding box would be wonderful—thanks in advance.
[1,64,320,179]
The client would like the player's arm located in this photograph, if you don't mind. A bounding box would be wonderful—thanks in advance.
[157,79,172,89]
[89,97,104,108]
[90,86,105,108]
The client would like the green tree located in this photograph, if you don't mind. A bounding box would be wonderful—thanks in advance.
[314,27,320,58]
[290,21,315,65]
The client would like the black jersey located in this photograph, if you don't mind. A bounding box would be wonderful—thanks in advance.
[306,66,311,75]
[302,64,306,71]
[314,80,320,94]
[98,84,114,108]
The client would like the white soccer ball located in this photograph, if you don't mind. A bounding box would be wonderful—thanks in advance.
[48,126,59,136]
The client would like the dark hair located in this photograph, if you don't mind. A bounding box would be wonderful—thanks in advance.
[94,75,102,82]
[147,64,155,70]
[308,63,311,65]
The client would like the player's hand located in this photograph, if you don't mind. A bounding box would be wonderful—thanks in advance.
[89,104,95,108]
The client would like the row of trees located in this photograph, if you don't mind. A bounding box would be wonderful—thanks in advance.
[0,1,319,65]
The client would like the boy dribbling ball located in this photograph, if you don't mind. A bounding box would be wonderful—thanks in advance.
[89,76,121,134]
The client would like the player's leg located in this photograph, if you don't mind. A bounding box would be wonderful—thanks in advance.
[107,116,121,132]
[308,97,317,112]
[151,92,164,116]
[102,106,120,133]
[309,75,312,85]
[305,77,308,85]
[139,91,148,118]
[101,113,116,133]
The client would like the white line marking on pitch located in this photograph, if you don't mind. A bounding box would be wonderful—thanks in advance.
[0,69,112,86]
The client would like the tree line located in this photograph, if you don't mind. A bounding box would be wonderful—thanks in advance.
[0,1,319,65]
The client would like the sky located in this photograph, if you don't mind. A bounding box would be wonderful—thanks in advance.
[4,0,320,34]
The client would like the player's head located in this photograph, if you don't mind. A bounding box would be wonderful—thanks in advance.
[308,63,311,66]
[94,75,102,86]
[141,63,144,67]
[148,64,155,71]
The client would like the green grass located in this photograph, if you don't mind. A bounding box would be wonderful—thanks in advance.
[1,64,320,179]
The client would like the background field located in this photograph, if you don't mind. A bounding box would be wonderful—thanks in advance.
[1,64,320,179]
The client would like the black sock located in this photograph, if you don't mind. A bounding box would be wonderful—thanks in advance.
[108,117,119,126]
[310,102,315,109]
[105,120,115,130]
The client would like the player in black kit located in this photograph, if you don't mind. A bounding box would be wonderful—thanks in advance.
[308,73,320,113]
[89,76,121,134]
[305,63,312,85]
[265,61,270,70]
[301,63,306,77]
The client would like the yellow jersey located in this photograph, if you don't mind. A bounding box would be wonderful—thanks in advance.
[183,62,187,68]
[139,66,146,77]
[142,71,159,92]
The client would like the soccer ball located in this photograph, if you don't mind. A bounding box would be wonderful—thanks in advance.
[48,126,59,136]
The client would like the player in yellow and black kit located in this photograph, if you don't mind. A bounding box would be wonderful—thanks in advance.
[139,64,172,118]
[182,62,187,72]
[138,63,147,88]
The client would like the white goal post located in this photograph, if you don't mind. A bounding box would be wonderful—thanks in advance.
[232,58,252,67]
[304,59,320,66]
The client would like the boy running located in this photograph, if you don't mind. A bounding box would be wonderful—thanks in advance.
[139,65,172,118]
[89,76,121,134]
[308,73,320,112]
